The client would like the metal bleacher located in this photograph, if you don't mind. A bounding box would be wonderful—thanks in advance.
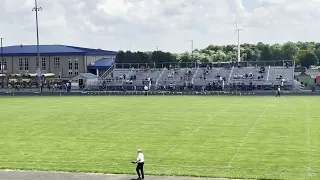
[192,67,231,86]
[87,60,295,91]
[157,67,197,87]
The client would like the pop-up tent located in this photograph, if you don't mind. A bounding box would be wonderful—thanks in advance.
[316,74,320,85]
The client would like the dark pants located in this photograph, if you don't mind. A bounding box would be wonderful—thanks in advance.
[276,91,280,97]
[136,162,144,179]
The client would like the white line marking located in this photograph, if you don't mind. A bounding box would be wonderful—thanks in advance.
[108,117,166,149]
[109,99,210,149]
[152,105,231,165]
[228,106,269,168]
[305,104,312,178]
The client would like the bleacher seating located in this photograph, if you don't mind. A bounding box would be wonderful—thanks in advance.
[92,61,295,91]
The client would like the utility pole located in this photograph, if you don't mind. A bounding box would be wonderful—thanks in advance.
[32,0,42,91]
[156,46,159,68]
[0,38,3,75]
[191,40,194,62]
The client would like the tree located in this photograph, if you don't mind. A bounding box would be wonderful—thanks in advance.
[270,44,283,60]
[282,42,299,60]
[258,43,271,61]
[297,50,318,68]
[212,50,226,62]
[114,41,320,65]
[115,51,126,63]
[314,48,320,65]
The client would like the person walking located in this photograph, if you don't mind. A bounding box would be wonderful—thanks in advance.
[134,149,144,179]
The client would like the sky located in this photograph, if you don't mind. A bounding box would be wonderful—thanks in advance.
[1,0,320,53]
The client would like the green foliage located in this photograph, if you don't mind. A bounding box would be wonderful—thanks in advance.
[297,50,318,68]
[115,42,320,67]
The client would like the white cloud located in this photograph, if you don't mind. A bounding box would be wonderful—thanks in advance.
[1,0,320,53]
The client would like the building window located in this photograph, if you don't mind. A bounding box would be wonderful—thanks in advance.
[53,57,60,68]
[68,58,73,70]
[68,71,73,76]
[24,58,29,71]
[41,58,46,70]
[19,58,23,70]
[74,71,79,75]
[74,60,79,70]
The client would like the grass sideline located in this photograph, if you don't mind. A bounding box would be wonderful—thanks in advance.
[0,96,319,180]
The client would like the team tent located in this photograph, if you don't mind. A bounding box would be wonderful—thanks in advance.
[72,73,99,88]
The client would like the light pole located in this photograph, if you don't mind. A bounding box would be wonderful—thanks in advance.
[32,0,42,91]
[190,40,194,62]
[1,38,4,75]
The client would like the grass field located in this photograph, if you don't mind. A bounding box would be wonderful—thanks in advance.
[0,96,319,180]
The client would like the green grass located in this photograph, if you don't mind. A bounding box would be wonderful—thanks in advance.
[0,96,319,180]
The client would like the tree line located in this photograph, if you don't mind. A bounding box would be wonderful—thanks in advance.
[115,41,320,68]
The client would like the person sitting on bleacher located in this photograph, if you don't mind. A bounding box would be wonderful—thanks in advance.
[234,74,237,79]
[284,62,290,68]
[258,75,264,80]
[276,74,283,80]
[259,67,265,73]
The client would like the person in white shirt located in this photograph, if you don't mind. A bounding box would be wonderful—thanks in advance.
[276,86,281,97]
[134,149,144,179]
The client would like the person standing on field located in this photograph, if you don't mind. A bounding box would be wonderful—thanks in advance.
[134,149,144,179]
[276,86,281,97]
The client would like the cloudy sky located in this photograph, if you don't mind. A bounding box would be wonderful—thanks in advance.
[0,0,320,53]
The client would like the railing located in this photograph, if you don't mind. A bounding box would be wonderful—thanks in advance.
[113,60,295,69]
[228,66,234,84]
[100,64,115,80]
[155,68,166,88]
[191,66,200,84]
[266,65,271,82]
[125,68,133,80]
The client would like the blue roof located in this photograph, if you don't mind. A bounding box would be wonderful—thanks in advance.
[1,45,118,56]
[66,46,118,56]
[87,58,115,70]
[79,73,98,79]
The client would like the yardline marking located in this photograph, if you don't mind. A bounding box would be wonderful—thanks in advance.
[151,103,233,165]
[228,105,269,168]
[305,103,312,178]
[107,98,211,150]
[0,163,309,172]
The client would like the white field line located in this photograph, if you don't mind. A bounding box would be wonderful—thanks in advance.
[108,99,210,149]
[305,103,312,178]
[107,117,167,149]
[146,164,307,172]
[0,164,306,172]
[228,105,269,168]
[152,105,231,165]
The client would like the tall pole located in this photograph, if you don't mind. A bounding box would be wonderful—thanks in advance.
[156,46,159,68]
[0,38,3,75]
[237,30,240,62]
[191,40,194,62]
[32,0,42,91]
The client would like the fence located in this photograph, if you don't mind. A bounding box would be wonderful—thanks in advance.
[0,90,319,96]
[113,60,295,69]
